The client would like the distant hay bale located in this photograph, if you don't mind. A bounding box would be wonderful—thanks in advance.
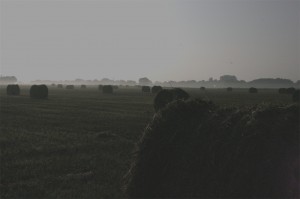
[278,88,287,94]
[227,87,233,92]
[124,100,299,198]
[6,84,20,96]
[66,85,74,89]
[51,83,56,87]
[81,85,87,89]
[142,86,151,93]
[153,88,190,112]
[249,87,258,93]
[200,86,206,91]
[293,90,300,102]
[57,84,63,88]
[102,85,113,94]
[286,87,296,94]
[30,85,48,99]
[151,86,163,94]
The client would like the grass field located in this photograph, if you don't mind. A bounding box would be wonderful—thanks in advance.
[0,85,295,198]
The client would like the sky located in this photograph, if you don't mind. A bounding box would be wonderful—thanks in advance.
[1,0,299,82]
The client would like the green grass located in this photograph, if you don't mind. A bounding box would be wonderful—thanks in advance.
[0,86,295,198]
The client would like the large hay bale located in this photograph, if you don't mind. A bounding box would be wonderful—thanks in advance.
[6,84,20,96]
[57,84,63,88]
[30,85,48,99]
[249,87,258,93]
[142,86,151,93]
[125,100,299,198]
[66,85,74,89]
[102,85,113,94]
[153,88,190,112]
[293,90,300,102]
[151,86,163,94]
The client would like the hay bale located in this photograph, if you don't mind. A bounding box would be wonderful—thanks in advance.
[81,85,87,89]
[125,100,299,198]
[6,84,20,96]
[278,88,287,94]
[66,85,74,89]
[102,85,113,94]
[142,86,151,93]
[57,84,63,88]
[227,87,233,92]
[293,90,300,102]
[151,86,163,94]
[30,85,48,99]
[200,87,206,91]
[153,88,190,112]
[286,87,296,94]
[249,87,258,93]
[98,85,103,90]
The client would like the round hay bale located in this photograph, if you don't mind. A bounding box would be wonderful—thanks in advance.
[81,85,87,89]
[142,86,151,93]
[6,84,20,96]
[227,87,233,92]
[200,87,206,91]
[66,85,74,89]
[292,90,300,102]
[51,83,56,87]
[286,87,296,94]
[151,86,163,94]
[30,84,48,99]
[102,85,113,94]
[124,100,299,198]
[153,88,190,112]
[278,88,287,94]
[57,84,63,88]
[249,87,258,93]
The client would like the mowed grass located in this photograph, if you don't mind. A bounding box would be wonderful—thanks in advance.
[0,86,295,198]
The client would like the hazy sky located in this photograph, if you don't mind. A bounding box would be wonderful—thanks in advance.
[1,0,299,82]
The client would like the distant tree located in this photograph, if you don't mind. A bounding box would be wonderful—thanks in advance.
[0,76,17,84]
[139,77,152,86]
[220,75,238,82]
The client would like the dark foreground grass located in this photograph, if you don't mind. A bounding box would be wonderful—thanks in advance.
[0,86,295,198]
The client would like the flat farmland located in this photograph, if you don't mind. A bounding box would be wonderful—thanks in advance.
[0,86,295,198]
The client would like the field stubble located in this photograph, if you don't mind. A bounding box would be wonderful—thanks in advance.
[0,86,294,198]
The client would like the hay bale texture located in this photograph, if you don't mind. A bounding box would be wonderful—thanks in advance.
[153,88,190,112]
[125,100,299,198]
[102,85,113,94]
[6,84,20,96]
[142,86,151,93]
[30,85,48,99]
[151,86,163,94]
[249,87,258,93]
